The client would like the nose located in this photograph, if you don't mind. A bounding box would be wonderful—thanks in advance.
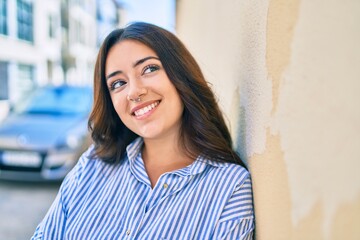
[127,78,147,101]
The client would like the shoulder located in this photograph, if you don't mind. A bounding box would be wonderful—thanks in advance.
[63,144,121,187]
[205,159,251,188]
[59,144,125,206]
[210,162,254,219]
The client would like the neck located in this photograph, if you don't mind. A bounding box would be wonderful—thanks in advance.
[142,136,189,166]
[142,134,193,187]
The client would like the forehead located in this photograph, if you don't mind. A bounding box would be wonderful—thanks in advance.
[106,40,158,64]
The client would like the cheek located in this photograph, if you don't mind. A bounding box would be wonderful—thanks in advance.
[111,95,128,118]
[175,98,185,120]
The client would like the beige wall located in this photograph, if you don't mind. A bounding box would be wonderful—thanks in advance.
[176,0,360,239]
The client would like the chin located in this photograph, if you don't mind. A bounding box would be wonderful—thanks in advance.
[138,132,162,140]
[133,129,161,140]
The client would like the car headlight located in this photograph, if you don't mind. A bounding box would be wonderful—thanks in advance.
[45,151,77,167]
[65,134,82,149]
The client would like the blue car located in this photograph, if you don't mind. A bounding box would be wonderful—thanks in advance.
[0,85,93,181]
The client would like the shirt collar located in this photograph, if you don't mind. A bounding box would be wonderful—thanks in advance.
[188,155,229,175]
[126,137,144,163]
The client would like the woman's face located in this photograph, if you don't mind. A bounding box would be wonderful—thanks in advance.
[105,40,184,140]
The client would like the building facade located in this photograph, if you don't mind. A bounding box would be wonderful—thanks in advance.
[0,0,99,120]
[0,0,62,105]
[61,0,97,85]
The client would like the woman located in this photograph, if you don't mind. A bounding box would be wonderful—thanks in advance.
[32,22,254,239]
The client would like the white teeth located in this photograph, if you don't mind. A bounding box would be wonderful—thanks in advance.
[134,101,159,117]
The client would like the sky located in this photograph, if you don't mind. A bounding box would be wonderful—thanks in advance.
[116,0,176,32]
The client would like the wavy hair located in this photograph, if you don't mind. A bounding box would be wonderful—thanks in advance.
[88,22,245,168]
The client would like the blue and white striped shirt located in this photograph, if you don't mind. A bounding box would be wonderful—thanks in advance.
[32,138,254,239]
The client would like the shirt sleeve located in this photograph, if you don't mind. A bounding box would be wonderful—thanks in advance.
[211,175,255,240]
[30,147,90,240]
[30,190,66,240]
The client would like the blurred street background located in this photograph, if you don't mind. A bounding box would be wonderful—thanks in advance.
[0,0,175,239]
[0,180,60,239]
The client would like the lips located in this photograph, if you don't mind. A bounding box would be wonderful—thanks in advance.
[131,100,160,117]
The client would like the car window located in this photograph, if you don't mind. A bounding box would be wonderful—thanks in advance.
[16,86,92,116]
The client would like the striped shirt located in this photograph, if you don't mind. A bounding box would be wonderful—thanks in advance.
[32,138,254,239]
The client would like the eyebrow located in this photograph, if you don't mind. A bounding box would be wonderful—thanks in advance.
[133,56,160,68]
[106,56,160,81]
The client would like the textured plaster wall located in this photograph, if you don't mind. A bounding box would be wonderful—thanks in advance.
[176,0,360,239]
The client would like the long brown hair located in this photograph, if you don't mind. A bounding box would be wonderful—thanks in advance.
[89,22,246,168]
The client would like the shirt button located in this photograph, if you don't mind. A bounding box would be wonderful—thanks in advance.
[126,229,131,235]
[163,183,169,189]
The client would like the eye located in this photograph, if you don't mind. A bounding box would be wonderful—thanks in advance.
[142,64,160,75]
[109,80,127,91]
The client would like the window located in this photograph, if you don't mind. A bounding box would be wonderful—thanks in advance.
[17,0,33,42]
[48,15,57,38]
[0,61,9,100]
[47,60,53,80]
[0,0,7,35]
[71,18,84,44]
[17,64,35,99]
[76,20,84,44]
[72,0,85,8]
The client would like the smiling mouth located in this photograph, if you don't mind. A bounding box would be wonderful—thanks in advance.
[133,101,160,117]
